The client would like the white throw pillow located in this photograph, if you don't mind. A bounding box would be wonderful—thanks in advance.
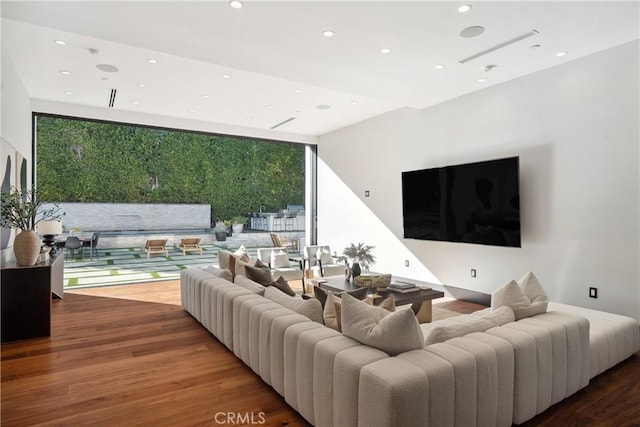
[316,247,334,265]
[491,272,548,320]
[340,293,424,356]
[234,257,258,278]
[203,265,233,282]
[271,250,291,269]
[264,287,323,323]
[234,275,266,295]
[421,316,497,346]
[472,305,515,326]
[233,245,248,257]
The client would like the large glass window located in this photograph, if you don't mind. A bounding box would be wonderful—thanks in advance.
[35,114,307,224]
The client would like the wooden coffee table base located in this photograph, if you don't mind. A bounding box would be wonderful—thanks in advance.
[412,301,433,323]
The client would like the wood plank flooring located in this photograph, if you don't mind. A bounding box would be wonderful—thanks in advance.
[2,281,639,426]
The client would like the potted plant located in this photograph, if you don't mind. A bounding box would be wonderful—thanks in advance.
[0,187,63,265]
[213,222,228,241]
[223,220,233,236]
[231,215,247,234]
[337,242,376,278]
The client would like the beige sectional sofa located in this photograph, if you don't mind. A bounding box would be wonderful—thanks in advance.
[180,267,639,427]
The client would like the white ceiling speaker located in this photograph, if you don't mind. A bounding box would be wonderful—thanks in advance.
[460,26,485,38]
[96,64,119,72]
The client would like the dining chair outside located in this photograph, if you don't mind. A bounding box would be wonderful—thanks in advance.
[65,236,82,261]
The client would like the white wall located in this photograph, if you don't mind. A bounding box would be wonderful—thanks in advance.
[317,40,640,320]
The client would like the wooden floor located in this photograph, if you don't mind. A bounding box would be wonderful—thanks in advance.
[2,281,639,426]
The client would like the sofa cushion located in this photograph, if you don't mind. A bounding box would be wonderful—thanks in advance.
[340,293,424,356]
[313,285,368,308]
[264,286,323,323]
[203,265,233,282]
[472,305,515,325]
[234,275,266,295]
[491,272,548,320]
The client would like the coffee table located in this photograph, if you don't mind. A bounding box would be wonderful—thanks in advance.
[312,275,444,323]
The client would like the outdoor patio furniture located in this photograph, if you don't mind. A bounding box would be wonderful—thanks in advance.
[82,232,100,260]
[285,210,299,231]
[272,210,285,231]
[303,245,347,277]
[178,238,203,256]
[64,236,83,260]
[144,239,169,258]
[270,232,298,252]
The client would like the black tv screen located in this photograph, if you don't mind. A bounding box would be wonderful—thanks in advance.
[402,156,521,247]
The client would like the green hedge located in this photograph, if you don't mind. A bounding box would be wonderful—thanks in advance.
[36,116,305,222]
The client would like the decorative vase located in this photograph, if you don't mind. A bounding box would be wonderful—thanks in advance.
[14,230,42,266]
[232,224,244,234]
[351,262,361,278]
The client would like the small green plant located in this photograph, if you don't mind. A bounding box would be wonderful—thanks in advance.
[213,222,228,233]
[337,242,376,271]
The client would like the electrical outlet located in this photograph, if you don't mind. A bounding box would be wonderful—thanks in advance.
[404,260,410,267]
[365,190,370,197]
[471,269,477,278]
[589,287,598,298]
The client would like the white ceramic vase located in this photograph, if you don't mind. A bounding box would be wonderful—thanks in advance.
[14,230,42,266]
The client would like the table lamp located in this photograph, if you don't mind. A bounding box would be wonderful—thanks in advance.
[38,220,63,254]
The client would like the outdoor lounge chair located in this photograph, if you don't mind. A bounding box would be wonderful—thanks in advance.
[269,232,298,252]
[144,239,169,258]
[179,238,203,256]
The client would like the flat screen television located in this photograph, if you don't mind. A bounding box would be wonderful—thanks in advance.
[402,156,521,247]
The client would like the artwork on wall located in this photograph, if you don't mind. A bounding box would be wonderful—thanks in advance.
[0,137,30,250]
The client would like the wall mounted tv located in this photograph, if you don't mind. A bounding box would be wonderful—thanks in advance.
[402,156,521,247]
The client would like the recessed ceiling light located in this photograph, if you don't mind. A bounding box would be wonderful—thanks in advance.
[351,101,358,105]
[59,70,71,76]
[380,48,392,54]
[202,94,210,99]
[54,40,66,46]
[458,4,472,13]
[266,105,273,109]
[295,89,301,93]
[229,0,243,9]
[96,64,119,72]
[147,58,158,64]
[435,64,445,69]
[221,74,231,79]
[322,30,335,38]
[478,78,486,83]
[64,91,73,95]
[556,51,568,57]
[132,100,140,105]
[189,109,196,113]
[247,117,253,121]
[316,104,331,110]
[138,83,147,88]
[460,26,485,38]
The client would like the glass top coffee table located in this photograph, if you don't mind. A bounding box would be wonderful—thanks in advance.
[311,275,445,323]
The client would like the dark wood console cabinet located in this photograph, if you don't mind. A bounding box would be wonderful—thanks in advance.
[1,252,64,343]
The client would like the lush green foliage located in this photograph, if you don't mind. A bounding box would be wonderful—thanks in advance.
[0,186,63,231]
[36,116,305,222]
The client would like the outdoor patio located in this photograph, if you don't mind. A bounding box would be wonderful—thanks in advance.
[62,231,305,289]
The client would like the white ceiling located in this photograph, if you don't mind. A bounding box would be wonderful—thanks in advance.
[2,1,639,137]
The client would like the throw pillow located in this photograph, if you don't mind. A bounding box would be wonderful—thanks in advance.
[364,294,396,312]
[271,276,296,297]
[245,263,274,286]
[421,316,497,346]
[315,247,334,265]
[270,250,291,269]
[313,286,369,309]
[233,255,257,278]
[234,275,266,295]
[491,273,548,320]
[233,245,248,257]
[323,292,342,331]
[340,293,424,356]
[203,265,233,282]
[264,286,323,323]
[472,305,515,326]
